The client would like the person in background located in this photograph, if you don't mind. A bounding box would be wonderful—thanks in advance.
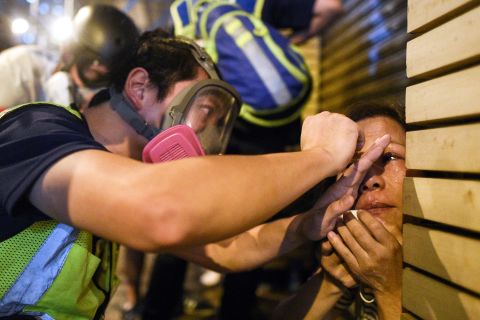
[0,29,380,319]
[0,4,139,111]
[273,102,406,319]
[260,0,343,45]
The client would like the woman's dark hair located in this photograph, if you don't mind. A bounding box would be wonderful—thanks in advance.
[344,101,406,129]
[110,28,200,100]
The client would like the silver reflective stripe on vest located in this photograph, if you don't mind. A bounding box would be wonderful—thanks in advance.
[0,223,78,316]
[223,16,292,106]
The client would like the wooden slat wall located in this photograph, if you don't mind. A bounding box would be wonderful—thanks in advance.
[403,1,480,318]
[405,65,480,124]
[403,268,480,319]
[404,224,480,293]
[406,6,480,78]
[319,0,408,112]
[408,0,479,33]
[403,177,480,232]
[406,123,480,173]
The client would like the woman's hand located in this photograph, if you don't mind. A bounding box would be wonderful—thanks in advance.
[318,240,357,290]
[327,210,402,318]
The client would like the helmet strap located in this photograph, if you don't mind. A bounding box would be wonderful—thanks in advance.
[109,87,160,140]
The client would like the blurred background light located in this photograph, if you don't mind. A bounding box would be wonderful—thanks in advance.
[39,3,50,15]
[11,18,30,35]
[22,32,36,44]
[52,5,64,16]
[50,16,73,43]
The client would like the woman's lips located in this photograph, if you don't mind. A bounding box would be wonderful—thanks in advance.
[357,202,395,215]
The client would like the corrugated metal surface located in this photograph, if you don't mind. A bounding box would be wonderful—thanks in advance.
[319,0,408,112]
[298,37,321,118]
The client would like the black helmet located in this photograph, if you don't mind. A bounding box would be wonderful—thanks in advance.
[71,5,139,87]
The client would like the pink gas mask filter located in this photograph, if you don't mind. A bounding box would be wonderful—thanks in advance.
[142,125,205,163]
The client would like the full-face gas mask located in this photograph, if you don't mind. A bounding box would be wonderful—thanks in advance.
[109,38,242,163]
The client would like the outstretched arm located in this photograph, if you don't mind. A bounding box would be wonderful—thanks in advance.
[173,214,304,272]
[29,112,358,252]
[172,134,390,271]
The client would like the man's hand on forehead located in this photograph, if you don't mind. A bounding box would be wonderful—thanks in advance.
[299,134,391,241]
[316,134,391,209]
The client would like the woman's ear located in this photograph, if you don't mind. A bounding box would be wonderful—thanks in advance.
[124,67,149,111]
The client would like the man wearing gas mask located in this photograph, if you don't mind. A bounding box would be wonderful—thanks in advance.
[137,1,343,318]
[0,30,387,319]
[0,4,139,111]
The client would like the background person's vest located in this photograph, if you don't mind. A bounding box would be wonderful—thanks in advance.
[171,0,312,128]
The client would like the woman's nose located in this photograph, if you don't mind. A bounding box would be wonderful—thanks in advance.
[361,172,386,192]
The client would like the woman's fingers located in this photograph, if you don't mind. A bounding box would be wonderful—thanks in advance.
[336,218,371,260]
[321,250,357,288]
[357,210,396,245]
[309,194,355,240]
[321,239,334,255]
[356,134,390,173]
[327,231,360,272]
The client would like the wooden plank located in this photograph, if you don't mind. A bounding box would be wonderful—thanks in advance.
[406,123,480,173]
[401,312,419,320]
[403,268,480,319]
[408,0,479,33]
[406,6,480,78]
[406,65,480,124]
[403,177,480,232]
[403,224,480,293]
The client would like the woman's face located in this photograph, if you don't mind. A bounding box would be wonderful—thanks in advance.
[354,116,406,234]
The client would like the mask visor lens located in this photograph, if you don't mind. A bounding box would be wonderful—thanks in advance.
[183,85,239,154]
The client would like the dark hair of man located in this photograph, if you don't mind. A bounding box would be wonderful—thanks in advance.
[344,101,406,129]
[111,28,200,101]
